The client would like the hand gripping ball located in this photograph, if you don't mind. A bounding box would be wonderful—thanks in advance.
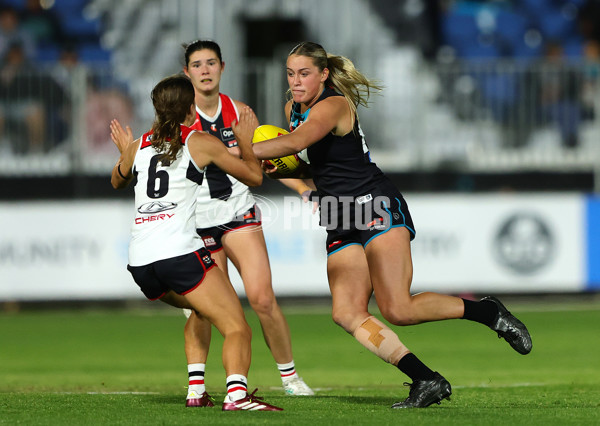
[252,125,301,175]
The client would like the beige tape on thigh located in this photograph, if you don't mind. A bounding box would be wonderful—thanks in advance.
[352,316,410,365]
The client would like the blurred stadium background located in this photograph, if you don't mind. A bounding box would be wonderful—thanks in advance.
[1,0,600,306]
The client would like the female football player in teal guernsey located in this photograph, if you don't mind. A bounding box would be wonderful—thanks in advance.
[251,41,532,409]
[181,40,313,405]
[110,75,281,411]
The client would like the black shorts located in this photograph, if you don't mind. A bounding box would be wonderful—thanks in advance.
[324,184,415,256]
[196,205,261,252]
[127,247,217,300]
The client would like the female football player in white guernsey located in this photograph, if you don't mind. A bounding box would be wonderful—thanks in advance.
[252,42,532,409]
[110,75,281,411]
[181,40,313,403]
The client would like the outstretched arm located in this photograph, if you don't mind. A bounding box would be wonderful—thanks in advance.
[262,158,312,179]
[253,96,349,160]
[110,119,138,189]
[188,107,262,187]
[278,178,314,196]
[278,178,318,213]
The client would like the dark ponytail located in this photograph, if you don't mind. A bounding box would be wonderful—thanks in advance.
[150,75,195,163]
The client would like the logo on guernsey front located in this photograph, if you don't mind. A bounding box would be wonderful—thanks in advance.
[138,201,177,214]
[220,127,235,143]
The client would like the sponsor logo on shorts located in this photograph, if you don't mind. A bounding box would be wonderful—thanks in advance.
[356,194,373,204]
[366,217,387,230]
[202,255,212,265]
[202,236,216,247]
[328,240,343,249]
[320,196,391,231]
[137,201,177,214]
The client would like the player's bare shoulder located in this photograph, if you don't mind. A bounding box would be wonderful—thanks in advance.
[187,131,223,169]
[312,95,353,136]
[232,99,250,112]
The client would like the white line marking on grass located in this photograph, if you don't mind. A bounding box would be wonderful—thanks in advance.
[270,386,333,392]
[453,382,545,389]
[266,383,545,393]
[518,305,600,313]
[87,392,161,395]
[56,392,160,395]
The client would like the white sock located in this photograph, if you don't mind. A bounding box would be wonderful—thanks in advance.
[277,361,299,382]
[187,363,205,396]
[225,374,247,401]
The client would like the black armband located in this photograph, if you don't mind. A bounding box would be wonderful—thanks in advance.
[117,163,131,180]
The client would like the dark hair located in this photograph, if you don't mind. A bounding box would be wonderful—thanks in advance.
[183,39,223,66]
[150,75,195,163]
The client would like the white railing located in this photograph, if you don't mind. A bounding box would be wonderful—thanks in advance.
[0,59,598,190]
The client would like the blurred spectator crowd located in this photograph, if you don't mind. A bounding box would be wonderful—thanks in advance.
[1,0,599,157]
[0,0,132,156]
[437,0,600,148]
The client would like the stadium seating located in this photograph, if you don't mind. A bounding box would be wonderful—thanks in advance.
[494,10,528,48]
[441,0,587,61]
[0,0,109,64]
[77,43,111,63]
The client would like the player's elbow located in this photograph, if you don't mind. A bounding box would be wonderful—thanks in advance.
[246,172,263,187]
[291,140,307,153]
[111,174,128,189]
[236,168,262,187]
[111,175,121,189]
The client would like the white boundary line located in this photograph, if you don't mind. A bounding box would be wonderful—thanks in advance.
[55,392,160,395]
[55,382,553,395]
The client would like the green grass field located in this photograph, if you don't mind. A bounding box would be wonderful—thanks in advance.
[1,298,599,425]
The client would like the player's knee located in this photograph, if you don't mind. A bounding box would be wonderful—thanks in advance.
[331,309,358,334]
[379,306,418,326]
[247,292,276,317]
[225,320,252,343]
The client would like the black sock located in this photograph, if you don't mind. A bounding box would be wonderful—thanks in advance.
[461,298,498,327]
[396,353,436,382]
